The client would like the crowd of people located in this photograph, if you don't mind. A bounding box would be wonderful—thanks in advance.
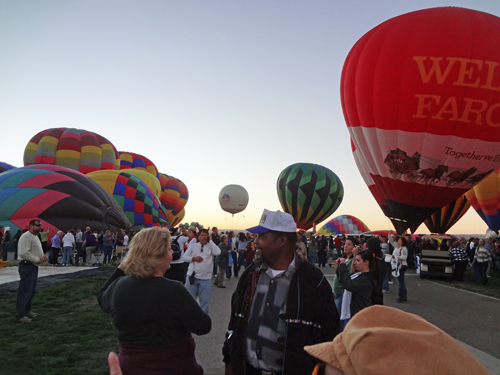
[10,213,496,374]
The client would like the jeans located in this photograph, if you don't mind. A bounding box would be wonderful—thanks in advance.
[335,293,349,331]
[397,267,407,301]
[476,262,488,285]
[308,254,318,265]
[16,262,38,319]
[62,246,72,264]
[383,261,391,291]
[185,276,211,314]
[232,252,239,276]
[2,243,9,261]
[103,246,113,264]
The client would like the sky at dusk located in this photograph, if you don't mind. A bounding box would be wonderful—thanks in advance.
[1,0,500,234]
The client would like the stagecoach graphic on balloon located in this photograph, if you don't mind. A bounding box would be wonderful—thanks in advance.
[384,148,494,187]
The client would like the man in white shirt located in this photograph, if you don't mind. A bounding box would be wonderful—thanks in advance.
[16,219,48,323]
[164,227,190,284]
[183,228,221,314]
[62,229,75,266]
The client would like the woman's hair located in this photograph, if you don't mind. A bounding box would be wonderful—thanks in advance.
[398,236,408,247]
[357,249,380,279]
[122,227,171,278]
[238,232,246,242]
[220,234,227,242]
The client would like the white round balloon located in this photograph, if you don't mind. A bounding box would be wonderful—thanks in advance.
[218,184,249,215]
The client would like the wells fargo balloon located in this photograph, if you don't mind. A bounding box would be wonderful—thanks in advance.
[24,128,119,173]
[424,194,470,234]
[0,165,130,234]
[158,173,181,211]
[277,163,344,230]
[343,8,500,234]
[465,168,500,233]
[87,170,168,229]
[118,151,159,178]
[315,215,369,236]
[218,184,249,215]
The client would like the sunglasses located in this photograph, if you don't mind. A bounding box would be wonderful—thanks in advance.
[33,224,42,227]
[200,245,204,253]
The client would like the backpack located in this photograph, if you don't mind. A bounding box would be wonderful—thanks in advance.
[171,236,182,261]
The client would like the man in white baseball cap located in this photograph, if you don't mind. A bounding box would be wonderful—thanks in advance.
[223,209,339,375]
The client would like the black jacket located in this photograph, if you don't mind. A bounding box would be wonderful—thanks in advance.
[338,264,375,317]
[222,259,339,375]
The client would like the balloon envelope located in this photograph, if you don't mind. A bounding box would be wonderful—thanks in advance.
[0,165,130,234]
[316,215,370,236]
[118,151,159,178]
[158,173,181,211]
[168,208,185,227]
[218,184,249,214]
[424,194,470,234]
[343,8,500,233]
[24,128,119,173]
[0,162,16,173]
[88,170,168,229]
[277,163,343,230]
[465,168,500,233]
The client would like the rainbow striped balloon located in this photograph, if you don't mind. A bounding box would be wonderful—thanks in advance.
[118,151,159,178]
[24,128,119,173]
[158,173,181,210]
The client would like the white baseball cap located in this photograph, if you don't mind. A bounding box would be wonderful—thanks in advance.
[246,209,297,234]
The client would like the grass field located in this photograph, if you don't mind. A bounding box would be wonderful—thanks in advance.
[429,268,500,299]
[0,274,118,375]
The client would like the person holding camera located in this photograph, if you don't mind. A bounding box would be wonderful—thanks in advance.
[183,228,221,314]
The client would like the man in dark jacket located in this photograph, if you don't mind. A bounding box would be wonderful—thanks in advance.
[222,209,339,375]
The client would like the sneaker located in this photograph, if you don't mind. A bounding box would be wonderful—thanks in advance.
[17,316,32,323]
[388,281,394,284]
[26,311,38,318]
[382,290,389,293]
[217,285,226,288]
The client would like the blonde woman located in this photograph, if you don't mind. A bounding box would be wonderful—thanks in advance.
[98,227,211,375]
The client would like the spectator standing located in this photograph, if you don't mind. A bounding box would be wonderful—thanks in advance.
[13,229,22,260]
[308,236,319,265]
[214,234,230,288]
[449,239,468,282]
[2,227,11,261]
[15,219,48,323]
[83,229,97,266]
[164,227,190,284]
[61,230,75,266]
[49,231,63,265]
[183,229,221,313]
[103,230,114,265]
[222,209,339,375]
[473,239,492,286]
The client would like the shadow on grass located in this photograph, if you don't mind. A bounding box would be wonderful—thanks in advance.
[429,269,500,299]
[0,274,118,375]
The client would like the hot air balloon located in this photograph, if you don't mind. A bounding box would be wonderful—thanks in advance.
[315,215,369,236]
[277,163,343,230]
[118,151,159,178]
[171,178,189,216]
[218,185,249,215]
[0,162,16,173]
[158,173,181,211]
[168,208,185,227]
[87,170,168,229]
[24,128,119,173]
[120,169,161,198]
[0,165,131,234]
[465,168,500,233]
[424,194,470,234]
[342,8,500,233]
